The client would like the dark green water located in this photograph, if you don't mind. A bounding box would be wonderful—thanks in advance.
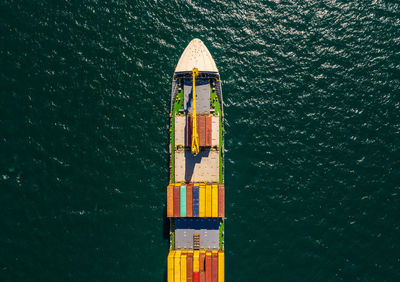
[1,0,400,281]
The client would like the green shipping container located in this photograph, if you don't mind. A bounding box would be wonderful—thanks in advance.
[180,185,187,217]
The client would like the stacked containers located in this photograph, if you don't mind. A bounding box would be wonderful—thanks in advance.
[168,250,224,282]
[193,186,199,217]
[167,185,174,217]
[168,183,223,218]
[167,184,225,218]
[187,184,193,217]
[186,115,213,147]
[180,185,187,217]
[205,184,212,217]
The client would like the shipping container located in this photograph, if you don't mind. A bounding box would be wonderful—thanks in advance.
[174,251,181,282]
[198,115,206,146]
[211,252,218,282]
[180,185,187,217]
[211,116,219,147]
[193,186,199,217]
[187,252,193,282]
[200,271,205,282]
[181,254,187,282]
[186,115,192,146]
[167,185,174,217]
[193,272,200,282]
[218,251,224,282]
[212,184,218,217]
[206,116,212,146]
[193,251,200,272]
[200,251,206,272]
[187,184,193,217]
[206,253,212,282]
[218,184,225,218]
[206,185,212,217]
[174,185,180,217]
[199,185,206,217]
[168,251,175,282]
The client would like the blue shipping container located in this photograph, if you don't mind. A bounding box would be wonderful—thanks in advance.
[193,186,199,217]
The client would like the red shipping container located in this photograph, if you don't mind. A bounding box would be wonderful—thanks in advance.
[193,272,200,282]
[187,253,193,282]
[211,253,218,282]
[198,115,206,146]
[218,184,225,218]
[167,185,174,217]
[206,116,212,146]
[206,254,212,282]
[186,115,192,146]
[187,184,193,217]
[173,185,180,217]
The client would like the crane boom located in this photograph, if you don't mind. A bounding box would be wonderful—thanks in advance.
[191,68,200,155]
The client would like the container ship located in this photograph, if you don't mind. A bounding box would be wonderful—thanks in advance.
[167,38,225,282]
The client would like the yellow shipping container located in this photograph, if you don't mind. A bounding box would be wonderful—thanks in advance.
[212,184,218,217]
[193,251,200,272]
[168,251,175,282]
[206,184,212,217]
[199,184,206,217]
[218,251,224,282]
[174,251,181,282]
[181,254,187,282]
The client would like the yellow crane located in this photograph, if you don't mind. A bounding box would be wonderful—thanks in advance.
[191,68,200,155]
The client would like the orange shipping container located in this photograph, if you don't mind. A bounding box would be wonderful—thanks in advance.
[200,252,206,282]
[200,271,205,282]
[198,115,206,146]
[218,184,225,218]
[211,252,218,282]
[206,116,212,146]
[187,184,193,217]
[167,185,174,217]
[174,185,180,217]
[187,253,193,282]
[205,253,212,282]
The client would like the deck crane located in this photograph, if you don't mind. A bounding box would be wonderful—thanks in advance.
[191,68,200,155]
